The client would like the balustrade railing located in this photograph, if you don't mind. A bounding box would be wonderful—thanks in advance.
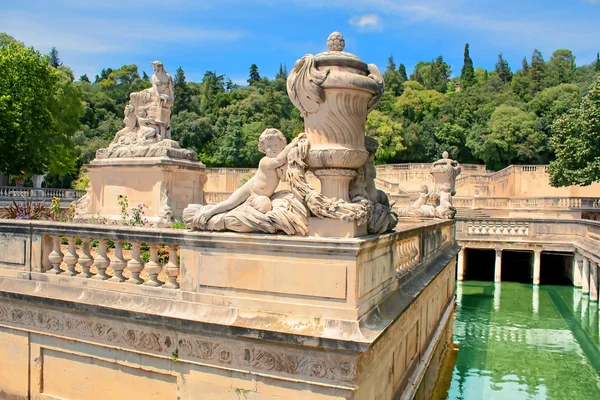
[0,186,85,200]
[37,223,182,289]
[454,196,600,210]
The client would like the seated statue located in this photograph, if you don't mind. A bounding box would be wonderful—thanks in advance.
[363,136,390,208]
[183,129,308,234]
[95,61,196,161]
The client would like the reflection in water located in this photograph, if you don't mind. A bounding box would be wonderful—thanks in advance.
[444,281,600,400]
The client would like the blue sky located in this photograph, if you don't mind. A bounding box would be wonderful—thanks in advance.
[2,0,599,84]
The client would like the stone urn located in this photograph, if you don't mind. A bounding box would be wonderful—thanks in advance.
[286,32,384,201]
[430,151,461,195]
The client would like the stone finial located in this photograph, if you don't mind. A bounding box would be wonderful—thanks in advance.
[442,151,449,159]
[327,32,345,52]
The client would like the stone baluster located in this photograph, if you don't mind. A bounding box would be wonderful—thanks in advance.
[144,244,162,287]
[110,241,127,282]
[127,242,145,285]
[78,238,94,278]
[63,237,79,276]
[48,236,64,275]
[163,245,180,289]
[92,239,111,280]
[494,249,502,282]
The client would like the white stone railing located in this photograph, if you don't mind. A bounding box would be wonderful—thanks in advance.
[454,197,600,210]
[8,222,183,289]
[0,186,85,201]
[375,163,484,172]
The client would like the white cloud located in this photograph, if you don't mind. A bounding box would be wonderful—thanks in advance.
[349,14,383,31]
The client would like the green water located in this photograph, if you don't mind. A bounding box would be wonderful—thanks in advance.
[446,281,600,399]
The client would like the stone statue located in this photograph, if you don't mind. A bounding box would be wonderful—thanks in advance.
[184,32,397,237]
[95,61,196,161]
[184,129,306,232]
[397,152,461,219]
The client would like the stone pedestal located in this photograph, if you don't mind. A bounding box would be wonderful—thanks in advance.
[313,168,356,202]
[307,216,367,238]
[77,157,206,226]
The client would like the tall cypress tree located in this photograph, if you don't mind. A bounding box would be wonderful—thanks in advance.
[248,64,261,86]
[596,52,600,72]
[384,55,402,96]
[460,43,475,87]
[173,67,192,114]
[529,49,547,96]
[398,63,408,82]
[275,63,287,80]
[521,57,529,73]
[495,53,512,83]
[48,47,61,68]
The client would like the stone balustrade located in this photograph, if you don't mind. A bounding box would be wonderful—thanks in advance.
[0,186,85,201]
[0,219,456,323]
[374,177,400,193]
[454,196,600,210]
[204,191,234,204]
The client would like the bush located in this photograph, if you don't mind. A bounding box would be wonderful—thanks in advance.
[0,198,51,220]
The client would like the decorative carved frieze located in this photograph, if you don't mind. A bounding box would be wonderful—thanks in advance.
[0,301,356,386]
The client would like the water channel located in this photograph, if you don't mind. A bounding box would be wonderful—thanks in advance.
[437,281,600,399]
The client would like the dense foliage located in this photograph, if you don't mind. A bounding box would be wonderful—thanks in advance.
[0,35,83,185]
[1,32,599,187]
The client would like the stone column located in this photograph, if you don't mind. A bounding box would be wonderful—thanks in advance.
[582,257,590,294]
[457,247,466,281]
[573,254,583,287]
[590,261,598,302]
[533,249,542,285]
[494,249,502,283]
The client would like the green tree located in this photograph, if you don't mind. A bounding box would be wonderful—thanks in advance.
[248,64,261,86]
[275,63,287,80]
[366,110,405,163]
[529,49,547,96]
[0,43,81,178]
[48,46,61,68]
[395,87,446,123]
[596,52,600,72]
[468,105,542,168]
[79,74,90,83]
[548,76,600,186]
[548,49,576,85]
[0,32,23,47]
[398,63,408,82]
[460,43,476,87]
[495,53,512,83]
[384,55,403,96]
[173,67,193,114]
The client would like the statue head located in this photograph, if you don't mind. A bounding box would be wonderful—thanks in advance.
[364,136,379,155]
[258,128,287,157]
[420,185,429,194]
[151,61,164,72]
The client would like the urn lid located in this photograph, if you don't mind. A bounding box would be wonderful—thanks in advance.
[315,32,368,72]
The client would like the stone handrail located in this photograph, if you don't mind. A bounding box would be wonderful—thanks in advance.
[0,186,85,201]
[454,196,600,210]
[375,163,484,172]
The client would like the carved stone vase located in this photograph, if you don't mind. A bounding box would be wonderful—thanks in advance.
[430,151,462,195]
[286,32,384,201]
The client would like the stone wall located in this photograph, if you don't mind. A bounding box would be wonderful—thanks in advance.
[0,219,458,399]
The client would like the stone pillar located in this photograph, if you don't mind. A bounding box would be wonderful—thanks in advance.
[533,249,542,285]
[457,247,466,281]
[582,257,590,294]
[494,249,502,283]
[573,254,583,287]
[590,261,598,302]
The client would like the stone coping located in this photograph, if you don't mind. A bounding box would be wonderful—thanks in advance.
[87,156,206,169]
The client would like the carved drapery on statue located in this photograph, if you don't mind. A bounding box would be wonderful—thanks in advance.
[95,61,196,161]
[397,152,462,219]
[184,32,397,236]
